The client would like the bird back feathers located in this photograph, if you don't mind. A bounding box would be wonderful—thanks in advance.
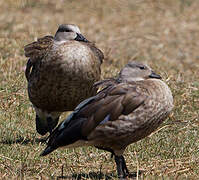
[24,36,54,63]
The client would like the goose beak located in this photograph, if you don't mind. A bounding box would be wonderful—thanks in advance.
[149,71,162,79]
[74,33,89,42]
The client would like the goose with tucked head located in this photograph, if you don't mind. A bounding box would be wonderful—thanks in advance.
[24,24,103,136]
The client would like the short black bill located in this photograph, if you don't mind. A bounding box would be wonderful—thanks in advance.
[149,71,162,79]
[74,33,89,42]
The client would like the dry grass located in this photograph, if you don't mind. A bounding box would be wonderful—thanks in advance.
[0,0,199,179]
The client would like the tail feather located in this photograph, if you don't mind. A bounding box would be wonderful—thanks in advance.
[40,146,56,156]
[40,118,86,156]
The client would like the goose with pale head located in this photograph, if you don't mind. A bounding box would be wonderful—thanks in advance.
[24,24,103,136]
[41,61,173,179]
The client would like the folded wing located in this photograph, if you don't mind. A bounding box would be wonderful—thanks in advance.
[24,36,54,81]
[41,80,147,156]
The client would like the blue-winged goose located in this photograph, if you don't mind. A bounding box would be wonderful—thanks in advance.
[24,24,103,135]
[41,61,173,179]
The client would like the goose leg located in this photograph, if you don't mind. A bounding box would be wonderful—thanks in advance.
[114,155,129,179]
[120,155,129,175]
[47,117,54,134]
[36,115,48,135]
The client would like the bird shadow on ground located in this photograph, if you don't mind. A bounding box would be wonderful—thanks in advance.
[0,136,47,145]
[56,171,142,180]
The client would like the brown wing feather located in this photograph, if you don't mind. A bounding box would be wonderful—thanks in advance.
[24,36,54,63]
[93,78,119,89]
[25,58,33,81]
[81,83,147,137]
[85,42,104,64]
[122,90,146,115]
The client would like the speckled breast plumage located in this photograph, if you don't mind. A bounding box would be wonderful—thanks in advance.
[27,41,102,112]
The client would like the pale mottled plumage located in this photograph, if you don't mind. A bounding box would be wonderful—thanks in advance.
[24,24,103,135]
[41,61,173,179]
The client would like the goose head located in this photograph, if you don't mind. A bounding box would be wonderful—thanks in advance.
[119,61,161,82]
[54,24,89,42]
